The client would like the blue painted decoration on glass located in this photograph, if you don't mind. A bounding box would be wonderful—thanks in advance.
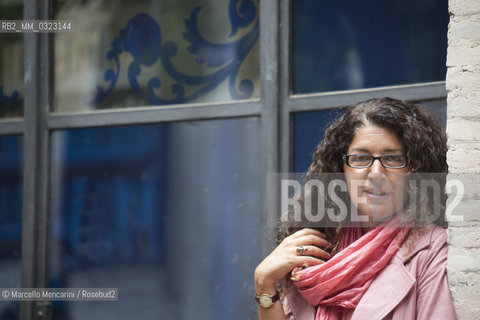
[90,0,259,106]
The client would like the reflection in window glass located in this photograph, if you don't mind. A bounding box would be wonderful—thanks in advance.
[54,0,260,112]
[0,135,23,317]
[0,3,23,118]
[50,118,261,320]
[293,101,446,173]
[293,0,448,94]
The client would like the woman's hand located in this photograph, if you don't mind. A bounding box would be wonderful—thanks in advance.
[255,228,332,293]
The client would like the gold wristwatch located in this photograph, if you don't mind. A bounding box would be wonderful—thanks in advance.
[255,290,280,308]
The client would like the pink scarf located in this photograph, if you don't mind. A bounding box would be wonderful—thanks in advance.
[292,215,410,319]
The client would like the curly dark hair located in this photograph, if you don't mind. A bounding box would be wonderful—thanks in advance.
[277,97,449,253]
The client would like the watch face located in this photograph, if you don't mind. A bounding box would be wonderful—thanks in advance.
[259,294,273,308]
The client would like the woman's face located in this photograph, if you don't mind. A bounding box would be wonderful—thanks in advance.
[343,124,410,229]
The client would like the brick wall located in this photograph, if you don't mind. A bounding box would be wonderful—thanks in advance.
[446,0,480,318]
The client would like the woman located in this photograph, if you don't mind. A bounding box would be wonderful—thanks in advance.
[254,97,456,319]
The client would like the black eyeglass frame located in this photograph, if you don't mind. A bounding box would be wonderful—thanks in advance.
[343,154,410,169]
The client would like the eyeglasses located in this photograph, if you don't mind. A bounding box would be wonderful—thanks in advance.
[343,154,409,169]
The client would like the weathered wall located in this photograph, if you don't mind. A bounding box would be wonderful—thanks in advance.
[446,0,480,318]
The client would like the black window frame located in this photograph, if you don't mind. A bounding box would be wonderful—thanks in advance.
[0,0,446,318]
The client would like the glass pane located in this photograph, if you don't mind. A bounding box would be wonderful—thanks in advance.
[53,0,260,112]
[293,0,448,94]
[50,118,261,319]
[0,135,23,317]
[0,3,23,118]
[294,108,345,173]
[293,100,446,173]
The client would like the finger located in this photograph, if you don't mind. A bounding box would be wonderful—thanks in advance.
[290,257,326,281]
[296,234,332,249]
[293,244,330,260]
[296,256,326,267]
[299,245,331,260]
[289,228,326,239]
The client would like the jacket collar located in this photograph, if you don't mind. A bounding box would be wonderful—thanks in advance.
[397,226,433,263]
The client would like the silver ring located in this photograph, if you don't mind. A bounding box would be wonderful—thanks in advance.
[296,245,307,256]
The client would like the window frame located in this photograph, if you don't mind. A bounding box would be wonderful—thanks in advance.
[0,0,446,319]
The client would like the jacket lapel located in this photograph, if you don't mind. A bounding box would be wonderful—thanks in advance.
[352,229,432,320]
[352,255,416,320]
